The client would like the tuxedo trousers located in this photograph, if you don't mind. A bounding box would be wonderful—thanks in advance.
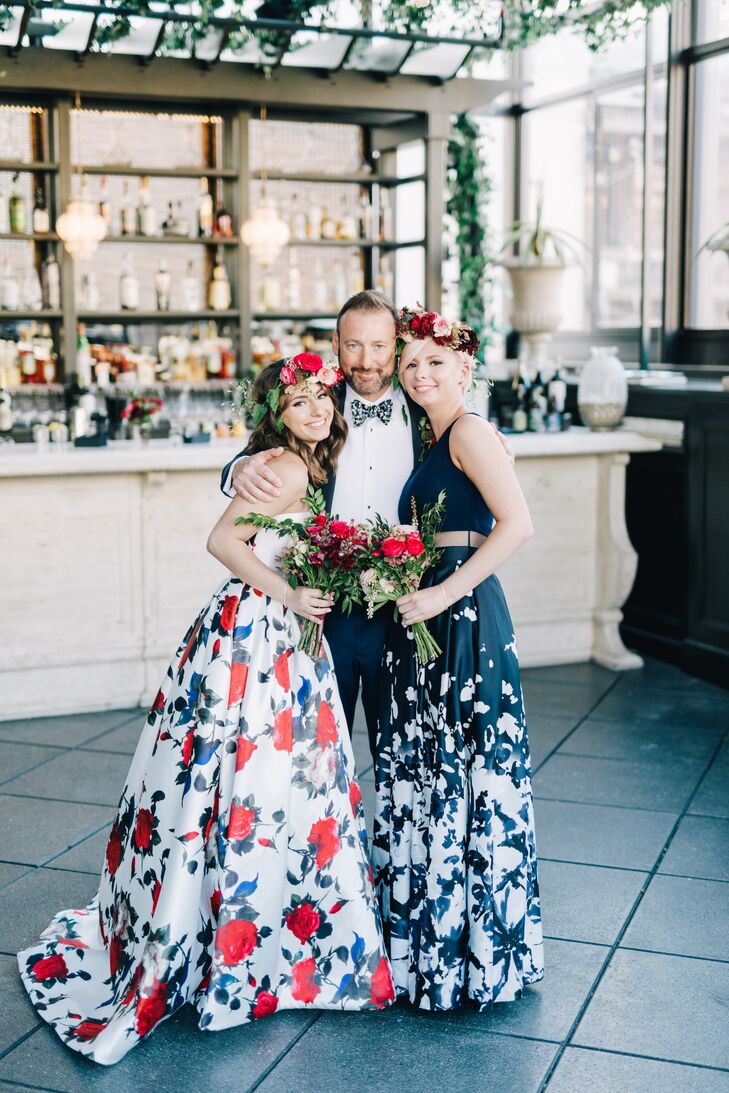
[324,603,389,762]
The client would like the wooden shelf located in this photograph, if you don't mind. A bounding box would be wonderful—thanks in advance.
[0,161,59,174]
[81,165,238,180]
[100,235,239,246]
[0,310,63,321]
[0,232,60,243]
[79,310,240,323]
[251,172,426,187]
[252,312,337,322]
[285,238,422,249]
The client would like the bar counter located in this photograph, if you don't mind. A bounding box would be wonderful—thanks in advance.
[0,428,661,719]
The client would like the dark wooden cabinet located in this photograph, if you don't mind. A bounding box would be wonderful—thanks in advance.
[621,388,729,688]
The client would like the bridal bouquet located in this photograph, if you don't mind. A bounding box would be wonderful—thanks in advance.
[360,491,446,665]
[240,487,370,656]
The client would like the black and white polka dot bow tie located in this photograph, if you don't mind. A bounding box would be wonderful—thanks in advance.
[350,398,393,427]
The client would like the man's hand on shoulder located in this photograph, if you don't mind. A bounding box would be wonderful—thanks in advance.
[232,447,285,503]
[490,421,515,466]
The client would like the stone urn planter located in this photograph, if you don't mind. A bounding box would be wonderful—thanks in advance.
[499,260,568,372]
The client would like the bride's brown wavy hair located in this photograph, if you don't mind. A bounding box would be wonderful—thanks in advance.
[246,359,347,486]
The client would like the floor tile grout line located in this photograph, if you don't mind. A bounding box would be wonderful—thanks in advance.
[555,748,720,765]
[538,723,729,1092]
[0,791,118,810]
[0,1026,41,1066]
[565,1041,729,1074]
[245,1014,323,1093]
[533,793,688,816]
[531,676,623,778]
[0,749,75,791]
[617,945,729,966]
[0,1076,69,1093]
[539,856,650,875]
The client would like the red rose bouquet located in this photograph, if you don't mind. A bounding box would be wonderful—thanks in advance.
[122,396,163,424]
[360,490,445,665]
[239,487,370,657]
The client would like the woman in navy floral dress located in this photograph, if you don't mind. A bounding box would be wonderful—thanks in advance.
[18,355,393,1065]
[373,307,544,1012]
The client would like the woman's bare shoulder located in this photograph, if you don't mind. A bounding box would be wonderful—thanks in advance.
[268,450,310,494]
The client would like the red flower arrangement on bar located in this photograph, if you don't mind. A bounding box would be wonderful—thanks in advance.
[122,396,163,425]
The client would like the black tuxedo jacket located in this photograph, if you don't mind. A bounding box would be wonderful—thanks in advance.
[220,381,427,512]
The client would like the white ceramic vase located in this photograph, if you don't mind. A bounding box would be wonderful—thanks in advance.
[577,346,628,431]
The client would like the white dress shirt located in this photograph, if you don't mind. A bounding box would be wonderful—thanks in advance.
[331,385,414,524]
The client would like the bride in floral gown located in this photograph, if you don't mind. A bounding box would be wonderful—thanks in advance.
[18,355,393,1066]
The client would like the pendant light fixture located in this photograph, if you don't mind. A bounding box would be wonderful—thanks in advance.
[56,93,107,260]
[241,105,290,268]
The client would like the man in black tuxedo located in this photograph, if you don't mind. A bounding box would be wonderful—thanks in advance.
[221,291,508,757]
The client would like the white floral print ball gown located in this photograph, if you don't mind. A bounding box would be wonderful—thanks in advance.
[18,514,393,1066]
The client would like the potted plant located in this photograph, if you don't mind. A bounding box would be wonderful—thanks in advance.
[497,194,584,370]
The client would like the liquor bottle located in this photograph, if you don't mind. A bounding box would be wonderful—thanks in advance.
[175,201,191,237]
[161,201,176,236]
[290,194,307,240]
[208,249,231,311]
[511,359,530,433]
[336,195,357,241]
[197,177,214,238]
[119,252,139,310]
[137,176,157,237]
[528,369,547,431]
[261,271,281,312]
[312,258,328,312]
[214,195,233,237]
[306,194,321,241]
[547,365,567,414]
[184,260,201,311]
[1,257,20,310]
[32,189,50,235]
[287,249,302,311]
[35,324,56,384]
[358,192,374,241]
[76,324,93,388]
[376,255,393,300]
[320,207,337,241]
[379,189,393,241]
[0,389,12,433]
[546,394,562,432]
[121,180,136,236]
[155,259,171,311]
[78,272,99,312]
[22,267,43,311]
[41,253,61,310]
[98,176,113,230]
[348,252,365,296]
[18,328,35,383]
[9,173,26,234]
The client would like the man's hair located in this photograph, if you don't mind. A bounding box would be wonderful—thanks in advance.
[336,290,397,336]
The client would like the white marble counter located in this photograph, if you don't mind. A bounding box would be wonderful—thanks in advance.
[0,427,661,719]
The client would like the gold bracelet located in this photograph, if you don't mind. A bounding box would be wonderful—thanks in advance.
[440,584,449,610]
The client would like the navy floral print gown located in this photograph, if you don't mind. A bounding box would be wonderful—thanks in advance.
[18,515,393,1065]
[373,417,544,1011]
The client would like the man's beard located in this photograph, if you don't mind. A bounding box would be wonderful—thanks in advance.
[345,367,394,397]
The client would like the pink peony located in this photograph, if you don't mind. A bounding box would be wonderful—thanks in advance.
[280,364,297,386]
[433,315,452,338]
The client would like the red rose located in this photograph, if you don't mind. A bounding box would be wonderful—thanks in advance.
[215,919,258,965]
[181,729,194,767]
[349,781,362,814]
[235,736,257,772]
[106,823,122,877]
[382,537,406,558]
[291,957,320,1003]
[291,352,323,373]
[228,661,249,706]
[228,803,255,841]
[133,808,155,852]
[253,990,278,1019]
[329,520,354,538]
[405,535,426,557]
[410,314,421,332]
[109,933,123,977]
[74,1019,107,1042]
[32,953,68,982]
[152,879,162,915]
[210,889,221,920]
[308,817,341,869]
[273,708,293,752]
[370,956,394,1009]
[314,513,327,527]
[419,312,435,336]
[152,689,165,713]
[136,980,167,1037]
[286,902,321,943]
[220,594,239,633]
[316,701,338,746]
[274,651,291,691]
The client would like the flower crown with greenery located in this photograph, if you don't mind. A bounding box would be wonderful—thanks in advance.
[237,353,344,433]
[396,304,480,358]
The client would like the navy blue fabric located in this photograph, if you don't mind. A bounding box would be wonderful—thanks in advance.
[398,414,494,536]
[324,602,388,760]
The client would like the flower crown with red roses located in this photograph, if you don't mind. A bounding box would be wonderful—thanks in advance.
[238,353,344,433]
[395,304,480,357]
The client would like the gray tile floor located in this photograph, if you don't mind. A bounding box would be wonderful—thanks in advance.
[1,659,728,1092]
